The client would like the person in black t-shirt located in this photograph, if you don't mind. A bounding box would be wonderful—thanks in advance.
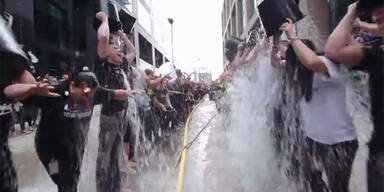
[325,2,384,191]
[1,15,60,190]
[29,71,139,192]
[0,50,59,192]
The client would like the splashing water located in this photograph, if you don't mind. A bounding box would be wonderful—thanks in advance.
[202,35,372,191]
[212,48,298,191]
[10,26,372,192]
[0,16,27,58]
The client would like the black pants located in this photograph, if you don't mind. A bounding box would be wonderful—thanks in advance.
[367,149,384,192]
[0,114,18,192]
[35,127,88,192]
[123,121,135,160]
[302,138,358,192]
[138,107,159,143]
[160,110,178,132]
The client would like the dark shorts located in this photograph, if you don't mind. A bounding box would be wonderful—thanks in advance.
[302,137,358,192]
[35,128,87,191]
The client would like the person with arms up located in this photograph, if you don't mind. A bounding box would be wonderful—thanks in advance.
[95,11,142,192]
[280,19,358,192]
[325,1,384,191]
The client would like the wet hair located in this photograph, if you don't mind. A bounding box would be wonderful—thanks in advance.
[285,39,316,102]
[71,70,99,88]
[144,69,154,76]
[225,37,244,62]
[357,0,384,13]
[357,0,384,22]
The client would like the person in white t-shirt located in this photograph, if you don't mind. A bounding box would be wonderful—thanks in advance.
[280,19,358,192]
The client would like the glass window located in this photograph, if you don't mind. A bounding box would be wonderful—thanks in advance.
[35,1,69,49]
[155,49,163,68]
[226,0,231,21]
[237,0,244,35]
[246,0,255,21]
[231,9,236,36]
[139,33,153,64]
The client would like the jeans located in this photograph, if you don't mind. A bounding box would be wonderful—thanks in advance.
[96,112,125,192]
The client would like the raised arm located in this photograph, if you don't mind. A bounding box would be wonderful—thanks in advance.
[148,75,171,87]
[280,19,327,73]
[165,93,174,109]
[324,3,364,67]
[96,12,110,59]
[95,87,143,104]
[113,89,143,100]
[119,31,135,55]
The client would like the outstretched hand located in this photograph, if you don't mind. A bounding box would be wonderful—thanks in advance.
[129,90,144,97]
[34,83,60,98]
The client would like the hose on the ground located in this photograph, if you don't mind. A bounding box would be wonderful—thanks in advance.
[174,102,216,192]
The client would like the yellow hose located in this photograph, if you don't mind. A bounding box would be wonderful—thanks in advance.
[175,102,203,192]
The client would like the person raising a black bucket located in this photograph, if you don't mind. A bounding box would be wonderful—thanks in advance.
[325,1,384,191]
[280,19,359,192]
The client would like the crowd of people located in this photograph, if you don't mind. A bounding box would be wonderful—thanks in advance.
[217,1,383,192]
[0,7,208,192]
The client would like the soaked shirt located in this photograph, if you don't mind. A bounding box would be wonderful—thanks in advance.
[300,56,356,145]
[0,53,26,105]
[0,51,29,142]
[96,62,129,115]
[31,81,114,142]
[0,52,32,192]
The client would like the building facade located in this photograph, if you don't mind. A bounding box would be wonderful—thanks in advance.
[116,0,172,71]
[3,0,171,77]
[221,0,356,67]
